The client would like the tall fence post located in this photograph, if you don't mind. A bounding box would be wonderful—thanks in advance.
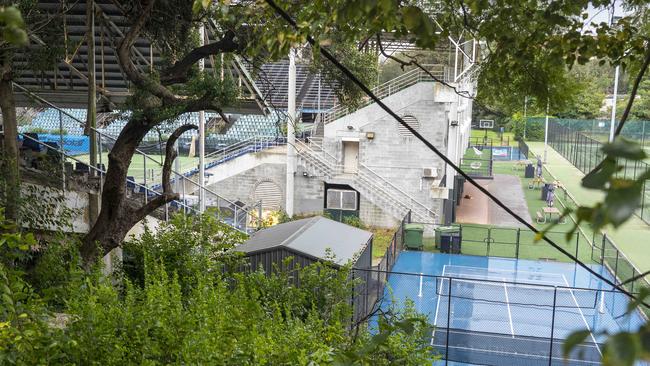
[515,228,521,259]
[350,269,356,326]
[548,287,558,366]
[601,234,607,265]
[614,251,619,284]
[445,277,452,365]
[575,232,580,259]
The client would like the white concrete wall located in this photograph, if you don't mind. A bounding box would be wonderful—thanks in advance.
[323,82,451,220]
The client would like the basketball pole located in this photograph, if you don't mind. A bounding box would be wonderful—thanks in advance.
[544,98,549,164]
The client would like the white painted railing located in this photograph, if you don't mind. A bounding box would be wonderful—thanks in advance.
[296,139,438,223]
[323,64,447,124]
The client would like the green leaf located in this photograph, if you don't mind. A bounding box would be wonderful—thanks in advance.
[603,332,640,366]
[604,183,642,226]
[602,138,647,161]
[582,158,617,189]
[563,330,591,358]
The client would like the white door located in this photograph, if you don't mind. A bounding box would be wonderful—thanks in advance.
[343,141,359,173]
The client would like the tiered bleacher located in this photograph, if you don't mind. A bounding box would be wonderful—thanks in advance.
[18,108,283,154]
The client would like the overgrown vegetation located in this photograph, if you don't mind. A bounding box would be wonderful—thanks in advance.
[0,211,436,365]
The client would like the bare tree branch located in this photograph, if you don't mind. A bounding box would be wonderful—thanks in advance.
[133,123,198,220]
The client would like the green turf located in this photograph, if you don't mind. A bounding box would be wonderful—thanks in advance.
[75,152,200,184]
[526,141,650,273]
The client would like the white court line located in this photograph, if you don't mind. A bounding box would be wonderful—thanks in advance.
[447,272,561,286]
[561,274,603,356]
[431,265,447,346]
[502,278,515,337]
[443,264,565,279]
[432,344,601,364]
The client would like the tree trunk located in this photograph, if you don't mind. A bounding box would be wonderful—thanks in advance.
[80,117,194,265]
[0,67,20,225]
[81,117,150,263]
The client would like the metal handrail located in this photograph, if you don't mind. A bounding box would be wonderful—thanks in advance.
[358,163,439,219]
[19,133,192,211]
[18,132,256,234]
[13,84,259,230]
[323,64,445,124]
[295,139,437,221]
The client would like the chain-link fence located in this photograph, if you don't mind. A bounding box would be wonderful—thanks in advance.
[350,267,646,366]
[352,212,411,324]
[527,117,650,150]
[546,120,650,224]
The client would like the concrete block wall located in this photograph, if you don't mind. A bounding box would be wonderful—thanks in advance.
[322,82,451,221]
[205,161,324,216]
[359,196,399,228]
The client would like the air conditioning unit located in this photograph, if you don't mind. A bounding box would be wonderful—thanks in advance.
[423,167,438,178]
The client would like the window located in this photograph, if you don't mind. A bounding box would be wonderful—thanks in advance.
[397,115,420,137]
[326,189,358,211]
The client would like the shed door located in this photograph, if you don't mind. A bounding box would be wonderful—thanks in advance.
[343,141,359,173]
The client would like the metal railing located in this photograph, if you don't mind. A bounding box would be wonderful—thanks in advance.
[19,132,262,233]
[296,139,438,223]
[351,211,410,325]
[323,64,446,124]
[13,87,263,233]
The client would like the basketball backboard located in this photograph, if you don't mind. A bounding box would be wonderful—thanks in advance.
[479,119,494,129]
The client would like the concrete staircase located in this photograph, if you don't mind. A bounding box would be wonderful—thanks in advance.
[295,139,438,224]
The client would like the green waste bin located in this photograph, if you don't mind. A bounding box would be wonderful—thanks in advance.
[435,226,460,249]
[404,223,425,250]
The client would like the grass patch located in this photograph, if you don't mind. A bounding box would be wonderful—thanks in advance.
[370,227,396,259]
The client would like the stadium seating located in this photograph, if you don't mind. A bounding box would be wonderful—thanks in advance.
[20,108,282,148]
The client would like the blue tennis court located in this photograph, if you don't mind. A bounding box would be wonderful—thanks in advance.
[381,252,647,366]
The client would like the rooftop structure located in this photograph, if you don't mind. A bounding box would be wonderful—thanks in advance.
[236,216,373,268]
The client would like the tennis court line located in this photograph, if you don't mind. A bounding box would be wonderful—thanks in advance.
[432,343,600,365]
[502,278,515,337]
[442,265,565,281]
[431,267,446,346]
[561,274,602,356]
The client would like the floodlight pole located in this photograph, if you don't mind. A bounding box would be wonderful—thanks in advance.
[523,96,528,139]
[609,7,619,143]
[198,24,206,213]
[286,48,296,217]
[544,98,549,163]
[609,66,619,142]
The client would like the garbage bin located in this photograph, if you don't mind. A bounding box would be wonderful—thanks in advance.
[435,226,460,249]
[541,183,551,201]
[524,164,535,178]
[404,223,424,250]
[440,232,461,254]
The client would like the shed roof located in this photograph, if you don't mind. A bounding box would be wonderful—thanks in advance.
[235,216,372,265]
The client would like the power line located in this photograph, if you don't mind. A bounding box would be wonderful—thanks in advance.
[264,0,648,307]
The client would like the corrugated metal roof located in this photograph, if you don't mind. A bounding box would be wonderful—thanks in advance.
[235,216,372,265]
